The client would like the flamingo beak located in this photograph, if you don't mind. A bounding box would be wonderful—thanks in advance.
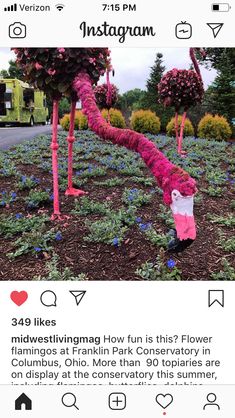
[168,190,196,252]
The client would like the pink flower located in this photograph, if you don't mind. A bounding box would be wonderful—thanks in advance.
[47,68,56,76]
[35,62,43,70]
[58,48,65,53]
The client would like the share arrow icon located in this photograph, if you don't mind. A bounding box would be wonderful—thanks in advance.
[69,291,86,306]
[207,23,224,38]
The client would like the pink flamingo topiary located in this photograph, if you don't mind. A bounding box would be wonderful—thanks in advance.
[94,65,118,124]
[73,72,197,251]
[94,81,118,124]
[13,48,111,219]
[158,48,205,155]
[94,82,118,110]
[14,48,198,251]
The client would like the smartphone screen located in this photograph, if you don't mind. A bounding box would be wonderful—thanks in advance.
[0,0,234,416]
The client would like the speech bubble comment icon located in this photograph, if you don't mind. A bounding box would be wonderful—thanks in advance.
[40,290,57,307]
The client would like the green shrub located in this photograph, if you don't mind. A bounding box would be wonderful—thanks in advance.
[0,215,48,238]
[25,190,52,209]
[101,108,126,128]
[60,110,88,131]
[122,188,152,208]
[7,227,59,259]
[130,110,161,134]
[166,115,194,137]
[72,197,110,216]
[211,259,235,280]
[136,251,182,280]
[198,114,232,141]
[33,254,89,281]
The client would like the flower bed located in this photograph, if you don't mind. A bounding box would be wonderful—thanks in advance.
[0,131,234,280]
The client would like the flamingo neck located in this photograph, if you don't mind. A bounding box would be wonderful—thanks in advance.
[106,69,112,107]
[73,72,197,206]
[189,48,201,79]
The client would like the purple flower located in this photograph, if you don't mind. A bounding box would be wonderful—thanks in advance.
[15,213,23,219]
[55,232,62,241]
[167,259,176,269]
[113,237,119,247]
[139,223,151,231]
[11,192,17,199]
[135,217,142,223]
[34,247,42,252]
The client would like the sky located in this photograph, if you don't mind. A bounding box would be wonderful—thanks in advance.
[0,47,217,94]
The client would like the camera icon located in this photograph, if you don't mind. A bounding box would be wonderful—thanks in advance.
[9,22,27,39]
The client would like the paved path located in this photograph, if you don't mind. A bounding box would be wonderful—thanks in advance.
[0,125,59,150]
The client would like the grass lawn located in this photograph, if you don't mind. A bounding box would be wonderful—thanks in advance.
[0,130,235,280]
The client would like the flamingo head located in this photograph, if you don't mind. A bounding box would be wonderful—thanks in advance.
[168,189,196,252]
[162,169,197,252]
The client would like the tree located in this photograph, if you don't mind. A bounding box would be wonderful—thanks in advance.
[0,69,9,78]
[46,96,71,120]
[119,88,146,111]
[206,76,235,123]
[59,97,71,118]
[144,53,165,108]
[142,53,174,130]
[198,48,235,133]
[0,59,24,79]
[198,48,235,73]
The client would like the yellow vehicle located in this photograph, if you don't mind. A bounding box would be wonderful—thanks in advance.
[0,79,48,126]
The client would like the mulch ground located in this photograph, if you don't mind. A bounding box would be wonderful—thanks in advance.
[0,131,234,280]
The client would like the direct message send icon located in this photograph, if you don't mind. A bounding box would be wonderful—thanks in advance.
[207,23,224,38]
[208,290,224,307]
[70,291,86,306]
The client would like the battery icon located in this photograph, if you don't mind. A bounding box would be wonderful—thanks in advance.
[212,3,231,11]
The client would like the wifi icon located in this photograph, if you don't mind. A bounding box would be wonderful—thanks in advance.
[55,4,65,11]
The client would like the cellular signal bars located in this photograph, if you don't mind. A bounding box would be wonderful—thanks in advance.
[4,3,17,11]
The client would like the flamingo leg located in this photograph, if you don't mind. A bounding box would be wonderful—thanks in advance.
[65,101,87,197]
[106,69,112,125]
[107,109,111,124]
[177,111,187,155]
[175,112,179,146]
[50,100,61,220]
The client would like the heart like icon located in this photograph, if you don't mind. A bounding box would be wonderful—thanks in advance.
[156,393,173,409]
[10,291,28,306]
